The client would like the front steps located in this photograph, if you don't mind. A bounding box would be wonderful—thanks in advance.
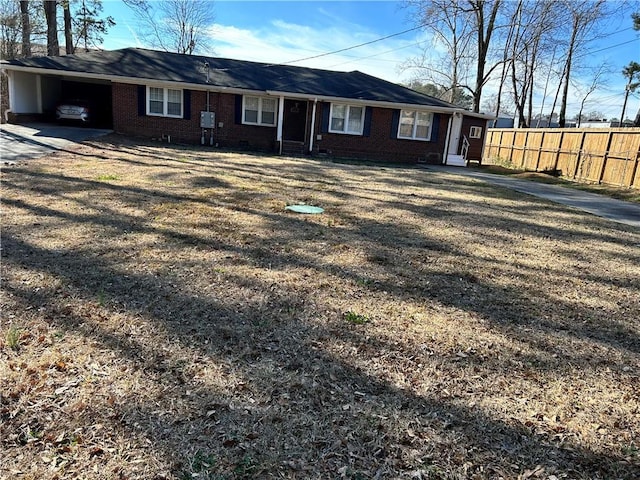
[445,154,467,167]
[281,141,306,157]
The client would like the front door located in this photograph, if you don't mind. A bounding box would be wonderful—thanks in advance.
[282,100,308,142]
[448,113,464,155]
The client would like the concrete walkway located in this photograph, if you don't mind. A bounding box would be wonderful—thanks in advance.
[0,122,111,163]
[427,165,640,229]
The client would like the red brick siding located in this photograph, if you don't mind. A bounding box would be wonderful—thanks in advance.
[112,83,451,163]
[112,83,201,143]
[213,92,277,151]
[112,84,277,150]
[313,104,449,164]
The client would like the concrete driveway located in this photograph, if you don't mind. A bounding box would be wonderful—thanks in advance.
[0,122,112,163]
[428,165,640,229]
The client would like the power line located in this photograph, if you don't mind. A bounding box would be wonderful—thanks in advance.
[579,38,639,57]
[277,24,426,66]
[323,23,638,71]
[326,40,426,69]
[275,19,636,70]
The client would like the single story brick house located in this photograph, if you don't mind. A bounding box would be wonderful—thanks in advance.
[1,48,493,164]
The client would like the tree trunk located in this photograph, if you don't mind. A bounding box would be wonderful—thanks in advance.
[526,62,534,126]
[619,83,631,125]
[471,0,502,113]
[43,0,60,56]
[558,24,577,128]
[19,1,31,57]
[510,49,526,128]
[63,1,74,54]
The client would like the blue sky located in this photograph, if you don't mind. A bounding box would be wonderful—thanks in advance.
[101,0,640,120]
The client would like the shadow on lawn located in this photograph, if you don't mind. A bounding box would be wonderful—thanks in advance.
[4,233,639,478]
[5,164,639,360]
[2,157,639,478]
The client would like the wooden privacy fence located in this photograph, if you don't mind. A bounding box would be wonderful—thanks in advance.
[484,128,640,188]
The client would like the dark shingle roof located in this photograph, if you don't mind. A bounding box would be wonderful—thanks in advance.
[6,48,456,109]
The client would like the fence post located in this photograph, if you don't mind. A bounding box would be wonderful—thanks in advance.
[509,131,515,166]
[619,150,630,187]
[598,131,614,185]
[630,147,640,189]
[553,131,564,172]
[573,131,587,179]
[535,130,545,171]
[522,130,530,169]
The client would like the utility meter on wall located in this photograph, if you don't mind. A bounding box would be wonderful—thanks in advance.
[200,112,215,128]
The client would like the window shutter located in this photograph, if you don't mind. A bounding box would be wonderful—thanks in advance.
[430,113,440,142]
[235,95,243,124]
[183,90,191,120]
[363,106,373,137]
[390,109,400,139]
[137,85,146,116]
[321,102,330,133]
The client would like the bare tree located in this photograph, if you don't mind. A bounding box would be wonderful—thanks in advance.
[0,0,20,59]
[402,0,476,107]
[491,2,519,120]
[576,64,609,127]
[467,0,502,113]
[506,0,559,127]
[123,0,215,55]
[555,0,620,128]
[43,0,59,56]
[402,0,504,113]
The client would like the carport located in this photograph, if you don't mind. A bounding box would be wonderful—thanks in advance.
[5,69,113,128]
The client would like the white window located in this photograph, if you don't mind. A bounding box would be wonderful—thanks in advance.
[243,96,277,126]
[167,89,182,116]
[147,86,183,118]
[469,126,482,139]
[329,104,365,135]
[397,110,433,141]
[149,87,164,115]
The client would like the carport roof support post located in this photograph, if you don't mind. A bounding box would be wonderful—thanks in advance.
[277,95,284,155]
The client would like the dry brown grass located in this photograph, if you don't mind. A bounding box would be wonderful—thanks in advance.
[1,135,639,480]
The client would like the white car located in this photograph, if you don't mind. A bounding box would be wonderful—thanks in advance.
[56,100,91,124]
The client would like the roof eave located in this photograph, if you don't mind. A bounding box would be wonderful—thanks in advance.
[2,64,495,119]
[265,90,474,115]
[0,64,270,96]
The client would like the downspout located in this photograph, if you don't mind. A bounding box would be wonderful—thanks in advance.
[205,62,214,146]
[443,114,453,165]
[277,95,284,155]
[308,98,318,154]
[209,89,214,145]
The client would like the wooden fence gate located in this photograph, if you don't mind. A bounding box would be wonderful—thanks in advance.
[484,128,640,188]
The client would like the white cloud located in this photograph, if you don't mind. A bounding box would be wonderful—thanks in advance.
[207,21,423,83]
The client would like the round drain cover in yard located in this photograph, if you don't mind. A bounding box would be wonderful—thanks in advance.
[285,204,324,214]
